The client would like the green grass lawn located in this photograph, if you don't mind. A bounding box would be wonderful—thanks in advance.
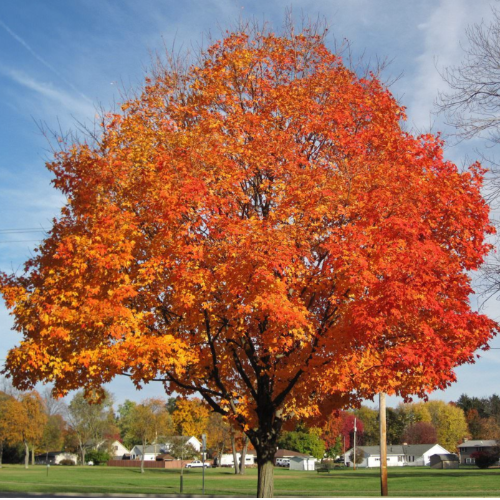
[0,465,499,497]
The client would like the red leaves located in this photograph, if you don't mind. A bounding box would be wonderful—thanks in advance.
[0,29,497,427]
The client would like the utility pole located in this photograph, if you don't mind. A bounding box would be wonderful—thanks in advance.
[343,435,346,466]
[353,417,357,471]
[380,393,388,496]
[202,434,206,495]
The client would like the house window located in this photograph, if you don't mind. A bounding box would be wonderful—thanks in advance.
[398,456,403,462]
[466,458,475,464]
[114,445,118,451]
[407,456,414,462]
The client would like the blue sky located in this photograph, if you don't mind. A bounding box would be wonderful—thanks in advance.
[0,0,498,409]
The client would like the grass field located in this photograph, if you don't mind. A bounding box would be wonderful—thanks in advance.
[0,465,499,497]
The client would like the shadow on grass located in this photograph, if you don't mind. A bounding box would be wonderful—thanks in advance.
[314,469,500,480]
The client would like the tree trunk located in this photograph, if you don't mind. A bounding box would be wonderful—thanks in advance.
[31,445,35,465]
[80,445,85,466]
[141,441,145,474]
[230,430,239,474]
[24,440,29,469]
[256,455,275,498]
[249,415,281,497]
[239,435,249,475]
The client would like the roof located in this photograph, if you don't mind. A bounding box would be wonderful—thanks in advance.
[165,436,201,444]
[275,449,310,458]
[132,444,166,454]
[346,444,449,458]
[35,451,70,458]
[458,440,499,448]
[290,456,317,462]
[402,444,445,456]
[347,446,405,456]
[430,454,459,462]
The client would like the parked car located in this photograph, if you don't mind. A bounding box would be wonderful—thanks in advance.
[185,460,210,468]
[276,458,290,467]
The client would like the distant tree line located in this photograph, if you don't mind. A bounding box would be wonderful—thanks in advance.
[1,378,498,467]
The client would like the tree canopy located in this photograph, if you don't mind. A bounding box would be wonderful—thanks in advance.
[0,27,497,496]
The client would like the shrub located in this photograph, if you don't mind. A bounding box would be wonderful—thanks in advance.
[85,450,110,465]
[59,459,75,466]
[470,451,499,469]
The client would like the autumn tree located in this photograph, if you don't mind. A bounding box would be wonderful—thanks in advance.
[426,401,469,452]
[2,392,47,468]
[477,416,500,441]
[127,398,171,473]
[168,436,199,461]
[401,421,437,445]
[39,414,66,462]
[278,427,325,459]
[353,406,379,446]
[321,411,344,457]
[0,392,15,467]
[172,398,209,440]
[1,26,497,497]
[206,412,231,466]
[66,390,115,465]
[117,400,137,449]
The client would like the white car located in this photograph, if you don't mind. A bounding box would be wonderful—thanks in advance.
[185,460,210,468]
[276,458,290,467]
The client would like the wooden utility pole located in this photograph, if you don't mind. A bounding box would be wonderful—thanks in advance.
[379,393,388,496]
[353,417,357,471]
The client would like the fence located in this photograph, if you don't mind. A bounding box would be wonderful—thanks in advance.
[107,459,189,469]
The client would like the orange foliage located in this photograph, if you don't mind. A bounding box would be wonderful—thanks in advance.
[0,29,497,473]
[172,398,210,439]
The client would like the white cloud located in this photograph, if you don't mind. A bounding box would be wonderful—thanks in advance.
[0,17,92,104]
[406,0,493,133]
[0,66,96,120]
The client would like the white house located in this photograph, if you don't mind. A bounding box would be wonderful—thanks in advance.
[289,456,317,471]
[35,451,78,465]
[131,437,202,461]
[130,444,166,461]
[164,436,202,453]
[346,445,405,468]
[346,444,453,468]
[110,440,130,459]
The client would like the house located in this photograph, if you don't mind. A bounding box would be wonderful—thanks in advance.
[274,449,310,465]
[110,440,130,459]
[289,455,317,471]
[345,445,406,468]
[164,436,202,453]
[403,444,452,466]
[429,453,460,469]
[458,440,500,465]
[345,443,453,468]
[35,451,78,465]
[130,444,166,461]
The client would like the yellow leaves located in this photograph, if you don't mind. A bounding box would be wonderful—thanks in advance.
[0,28,496,446]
